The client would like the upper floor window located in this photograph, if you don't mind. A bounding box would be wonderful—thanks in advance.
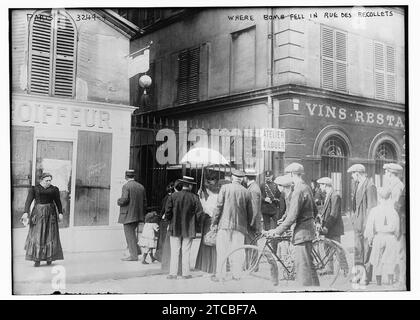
[176,47,200,104]
[374,41,396,102]
[28,9,77,98]
[321,26,347,92]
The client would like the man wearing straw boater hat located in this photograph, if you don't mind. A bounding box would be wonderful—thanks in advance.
[117,169,147,261]
[164,176,203,279]
[347,163,377,285]
[264,163,319,287]
[383,162,406,287]
[211,169,253,281]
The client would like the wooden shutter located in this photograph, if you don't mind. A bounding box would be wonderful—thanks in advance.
[374,42,385,100]
[29,11,53,95]
[321,26,334,90]
[52,13,76,97]
[386,45,396,101]
[335,31,347,92]
[74,131,112,226]
[177,47,200,104]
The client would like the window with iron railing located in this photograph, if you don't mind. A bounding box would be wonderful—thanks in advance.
[28,9,77,98]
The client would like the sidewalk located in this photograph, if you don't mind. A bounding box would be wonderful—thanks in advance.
[13,250,164,286]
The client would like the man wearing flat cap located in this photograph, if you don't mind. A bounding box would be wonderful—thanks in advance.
[265,163,320,287]
[165,176,203,279]
[347,163,377,284]
[212,169,253,281]
[384,163,406,287]
[118,170,147,261]
[316,177,344,243]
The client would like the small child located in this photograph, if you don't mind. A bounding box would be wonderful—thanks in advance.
[364,187,400,285]
[139,211,160,264]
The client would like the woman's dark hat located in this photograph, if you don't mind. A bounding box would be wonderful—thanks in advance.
[180,176,196,184]
[40,172,52,180]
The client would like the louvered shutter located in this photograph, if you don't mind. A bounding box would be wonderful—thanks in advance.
[29,11,53,95]
[321,27,334,90]
[177,47,200,104]
[188,47,200,103]
[52,13,76,97]
[386,45,396,101]
[177,51,189,104]
[335,31,347,92]
[374,42,385,100]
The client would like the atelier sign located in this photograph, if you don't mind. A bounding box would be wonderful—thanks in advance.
[261,128,286,152]
[12,101,112,129]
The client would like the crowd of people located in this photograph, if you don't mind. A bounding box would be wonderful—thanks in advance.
[21,161,406,289]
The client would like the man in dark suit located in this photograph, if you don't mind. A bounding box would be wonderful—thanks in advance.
[347,164,377,285]
[260,170,285,231]
[316,177,344,242]
[243,169,262,236]
[165,176,203,279]
[117,169,147,261]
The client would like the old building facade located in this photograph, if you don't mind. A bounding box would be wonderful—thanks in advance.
[129,7,406,212]
[11,9,138,253]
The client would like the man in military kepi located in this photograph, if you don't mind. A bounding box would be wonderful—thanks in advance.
[264,163,319,287]
[347,163,377,285]
[117,169,147,261]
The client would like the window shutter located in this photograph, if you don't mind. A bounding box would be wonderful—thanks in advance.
[374,42,385,100]
[335,31,347,92]
[52,13,76,97]
[188,47,200,103]
[321,27,334,90]
[29,11,53,95]
[177,47,200,104]
[177,51,190,104]
[386,45,396,101]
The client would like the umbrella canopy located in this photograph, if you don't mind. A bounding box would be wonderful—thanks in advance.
[180,147,229,166]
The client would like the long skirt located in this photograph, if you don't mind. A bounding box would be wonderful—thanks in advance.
[194,214,217,274]
[24,203,64,262]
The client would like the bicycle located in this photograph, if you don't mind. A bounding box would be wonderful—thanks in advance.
[219,231,351,288]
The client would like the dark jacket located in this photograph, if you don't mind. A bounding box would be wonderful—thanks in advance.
[275,181,316,245]
[117,180,147,224]
[394,186,406,236]
[260,181,283,217]
[165,190,203,238]
[247,181,262,233]
[212,181,253,236]
[350,178,377,233]
[320,191,344,238]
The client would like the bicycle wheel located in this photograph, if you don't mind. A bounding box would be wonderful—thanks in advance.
[312,237,351,288]
[219,245,273,283]
[276,238,296,281]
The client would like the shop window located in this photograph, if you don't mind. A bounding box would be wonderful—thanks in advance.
[231,26,256,91]
[28,9,77,98]
[11,126,34,228]
[374,41,396,102]
[320,136,349,211]
[177,47,200,104]
[74,131,112,226]
[374,141,397,186]
[321,26,347,92]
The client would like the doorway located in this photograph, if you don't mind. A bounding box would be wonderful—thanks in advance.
[35,140,73,228]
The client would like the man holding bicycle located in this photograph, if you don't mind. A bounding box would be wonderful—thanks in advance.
[263,163,320,287]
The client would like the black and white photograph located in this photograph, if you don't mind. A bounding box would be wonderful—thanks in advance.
[7,3,410,296]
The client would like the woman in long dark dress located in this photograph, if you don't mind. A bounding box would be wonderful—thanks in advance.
[194,178,221,275]
[21,173,64,267]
